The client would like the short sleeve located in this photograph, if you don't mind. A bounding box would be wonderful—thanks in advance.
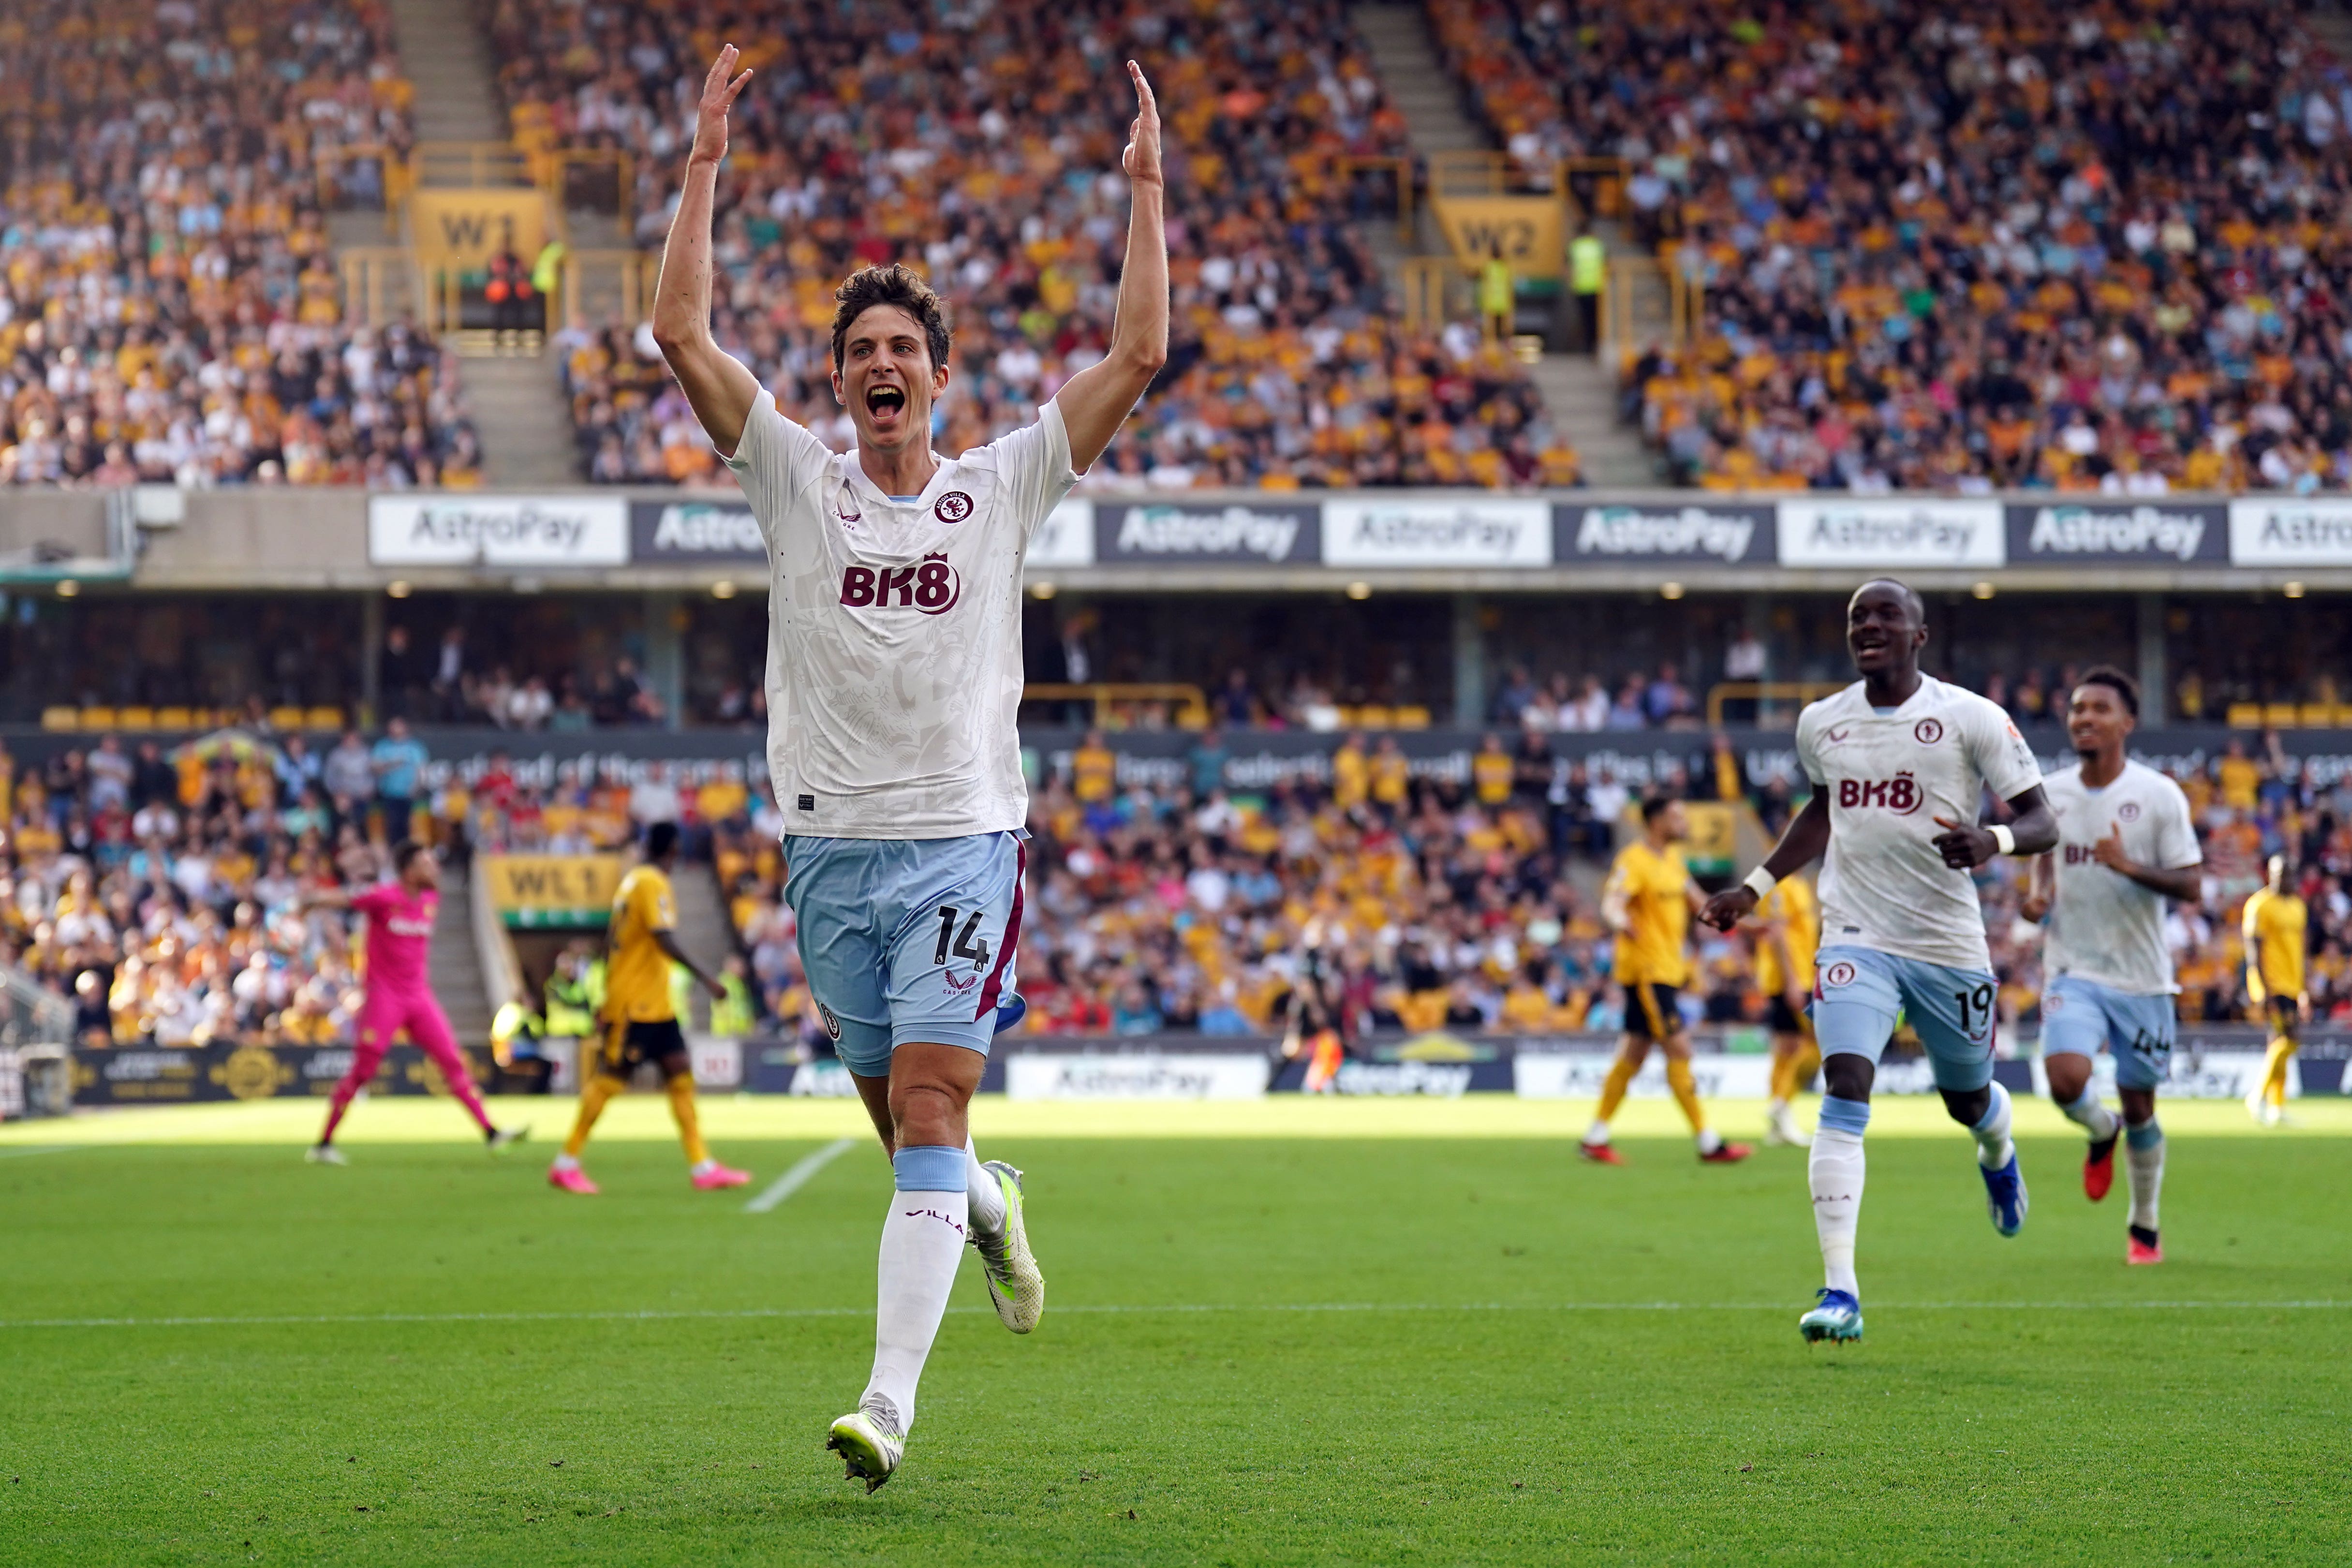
[1967,699,2043,801]
[1794,710,1827,787]
[721,389,831,550]
[991,399,1082,541]
[350,884,394,918]
[2154,781,2202,869]
[638,876,677,932]
[2241,896,2262,943]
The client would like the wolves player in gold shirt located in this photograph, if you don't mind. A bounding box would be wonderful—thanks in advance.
[1752,874,1821,1148]
[1579,797,1752,1166]
[2243,854,2308,1125]
[548,822,750,1193]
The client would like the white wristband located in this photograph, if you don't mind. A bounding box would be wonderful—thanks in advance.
[1742,866,1778,900]
[1991,825,2016,856]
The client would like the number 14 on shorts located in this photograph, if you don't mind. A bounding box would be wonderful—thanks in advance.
[934,904,991,971]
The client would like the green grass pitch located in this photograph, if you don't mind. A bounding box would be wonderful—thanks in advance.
[1,1095,2347,1565]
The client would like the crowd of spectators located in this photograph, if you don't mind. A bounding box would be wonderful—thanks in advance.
[707,724,2352,1046]
[491,0,1580,488]
[1428,0,2352,493]
[7,712,2347,1056]
[0,0,481,487]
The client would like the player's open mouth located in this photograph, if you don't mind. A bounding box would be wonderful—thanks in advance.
[866,386,906,416]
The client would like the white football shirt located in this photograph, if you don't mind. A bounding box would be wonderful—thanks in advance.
[1796,677,2044,973]
[724,390,1078,839]
[2041,759,2200,995]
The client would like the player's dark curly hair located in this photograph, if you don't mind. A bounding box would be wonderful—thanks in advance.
[2077,664,2140,716]
[830,263,952,373]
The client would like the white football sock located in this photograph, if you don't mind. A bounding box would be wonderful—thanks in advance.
[2125,1118,2165,1232]
[1809,1127,1864,1297]
[550,1151,580,1173]
[1971,1081,2015,1169]
[863,1187,968,1434]
[1583,1120,1611,1145]
[965,1138,1006,1237]
[2058,1084,2118,1142]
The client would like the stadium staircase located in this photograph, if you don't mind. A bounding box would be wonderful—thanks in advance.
[667,864,738,1033]
[1348,5,1659,487]
[354,0,586,484]
[431,863,498,1049]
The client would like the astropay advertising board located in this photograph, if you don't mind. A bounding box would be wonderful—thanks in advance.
[1321,497,1551,567]
[1775,498,2005,567]
[370,495,629,567]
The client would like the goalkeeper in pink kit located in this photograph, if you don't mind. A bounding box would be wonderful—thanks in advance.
[304,841,527,1163]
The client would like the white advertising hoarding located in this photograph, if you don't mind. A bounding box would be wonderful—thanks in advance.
[1321,497,1552,568]
[370,495,630,567]
[1776,498,2005,568]
[1026,498,1095,568]
[1513,1052,1776,1100]
[2228,498,2352,566]
[1005,1051,1269,1101]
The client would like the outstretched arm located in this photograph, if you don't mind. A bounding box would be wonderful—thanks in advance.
[1700,792,1831,931]
[1054,61,1169,473]
[651,45,763,458]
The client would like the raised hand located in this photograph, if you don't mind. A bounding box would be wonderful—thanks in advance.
[692,44,755,168]
[1122,59,1162,187]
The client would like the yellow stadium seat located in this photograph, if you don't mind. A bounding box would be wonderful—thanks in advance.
[1334,705,1361,727]
[79,708,115,729]
[268,706,305,731]
[40,707,78,731]
[2225,704,2264,728]
[2300,703,2337,729]
[1356,706,1393,729]
[117,707,154,730]
[1393,706,1432,730]
[154,707,192,729]
[2262,703,2298,729]
[306,707,345,731]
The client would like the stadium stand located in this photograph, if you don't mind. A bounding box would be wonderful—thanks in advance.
[489,0,1584,488]
[0,0,482,486]
[1424,0,2352,492]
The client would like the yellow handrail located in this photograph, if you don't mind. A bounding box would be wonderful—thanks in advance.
[1706,682,1849,729]
[1022,683,1212,729]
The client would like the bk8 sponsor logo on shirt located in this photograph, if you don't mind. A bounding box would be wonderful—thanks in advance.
[839,554,962,614]
[1835,772,1924,814]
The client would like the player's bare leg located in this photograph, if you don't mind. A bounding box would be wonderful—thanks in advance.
[852,1062,1036,1331]
[831,1042,995,1491]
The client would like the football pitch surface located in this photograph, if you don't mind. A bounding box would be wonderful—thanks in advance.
[3,1096,2347,1566]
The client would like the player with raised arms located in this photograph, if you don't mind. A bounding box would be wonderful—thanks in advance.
[2018,667,2201,1265]
[304,841,528,1163]
[651,46,1168,1489]
[1700,580,2056,1345]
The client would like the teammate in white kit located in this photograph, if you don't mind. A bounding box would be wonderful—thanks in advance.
[1701,581,2057,1345]
[2019,668,2200,1265]
[651,45,1168,1489]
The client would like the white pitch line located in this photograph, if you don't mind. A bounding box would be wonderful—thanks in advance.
[0,1143,86,1159]
[0,1300,2346,1332]
[744,1137,860,1214]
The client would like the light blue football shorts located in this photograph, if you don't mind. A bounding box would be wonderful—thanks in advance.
[782,830,1026,1078]
[2039,973,2175,1092]
[1812,944,1999,1093]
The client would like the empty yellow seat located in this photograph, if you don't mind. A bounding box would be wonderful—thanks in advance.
[2300,703,2337,729]
[2262,703,2298,729]
[2225,704,2264,728]
[1393,706,1432,730]
[79,708,116,729]
[306,707,345,731]
[40,707,78,731]
[154,707,192,729]
[117,707,154,729]
[268,706,305,730]
[1356,706,1393,729]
